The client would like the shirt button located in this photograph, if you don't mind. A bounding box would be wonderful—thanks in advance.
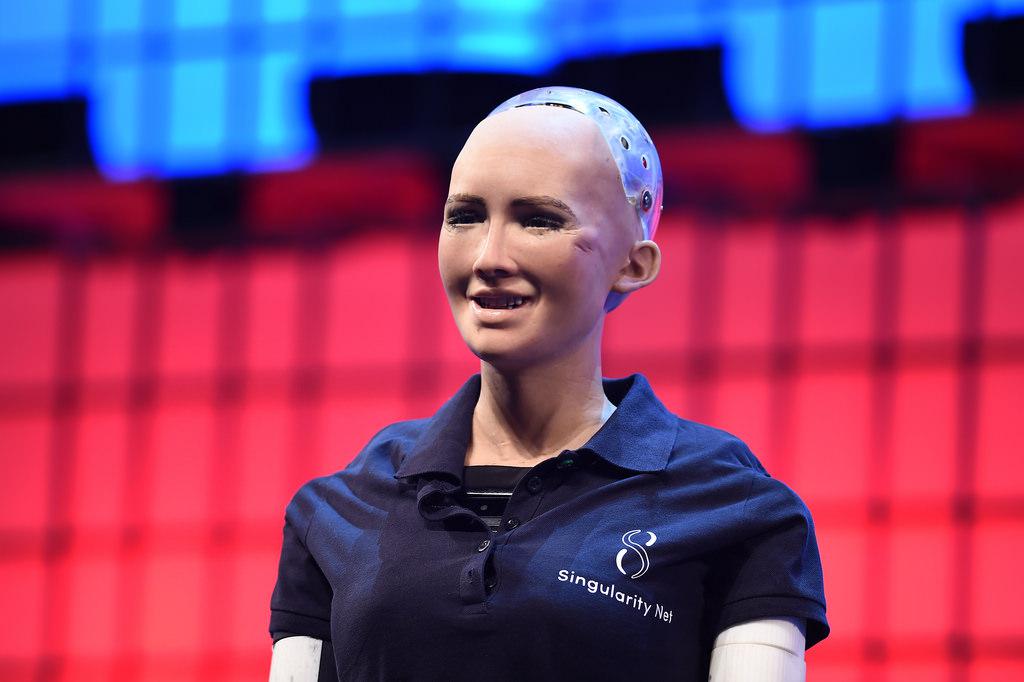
[476,539,490,552]
[526,476,543,494]
[505,517,520,530]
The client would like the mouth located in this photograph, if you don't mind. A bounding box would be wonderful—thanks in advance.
[470,294,529,310]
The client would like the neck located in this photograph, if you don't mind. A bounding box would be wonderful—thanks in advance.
[466,328,616,467]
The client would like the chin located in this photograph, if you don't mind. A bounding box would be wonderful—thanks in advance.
[461,334,547,371]
[467,343,528,368]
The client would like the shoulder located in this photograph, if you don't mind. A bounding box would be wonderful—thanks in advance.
[666,415,768,479]
[662,415,814,523]
[345,417,431,474]
[283,417,429,525]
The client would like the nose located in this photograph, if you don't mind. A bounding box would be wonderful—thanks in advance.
[472,221,518,281]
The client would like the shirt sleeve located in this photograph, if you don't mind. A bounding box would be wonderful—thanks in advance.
[269,484,334,643]
[708,472,830,649]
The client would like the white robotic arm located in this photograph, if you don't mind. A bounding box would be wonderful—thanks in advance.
[269,636,323,682]
[709,617,807,682]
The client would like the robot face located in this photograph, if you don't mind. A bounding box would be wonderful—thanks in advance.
[487,86,663,242]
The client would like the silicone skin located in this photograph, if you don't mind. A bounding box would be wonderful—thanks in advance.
[488,86,663,242]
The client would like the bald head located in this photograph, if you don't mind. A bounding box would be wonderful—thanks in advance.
[450,105,642,245]
[488,86,663,242]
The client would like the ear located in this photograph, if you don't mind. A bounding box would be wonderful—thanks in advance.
[610,240,661,294]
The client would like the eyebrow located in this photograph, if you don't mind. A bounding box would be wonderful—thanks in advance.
[445,193,484,206]
[511,196,578,221]
[445,193,578,222]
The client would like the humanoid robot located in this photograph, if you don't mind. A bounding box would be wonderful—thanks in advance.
[269,87,825,681]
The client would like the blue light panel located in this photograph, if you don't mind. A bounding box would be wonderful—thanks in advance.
[253,51,315,171]
[342,0,421,16]
[263,0,308,22]
[167,58,228,174]
[0,0,1020,179]
[89,64,141,180]
[723,5,787,132]
[97,0,142,34]
[448,3,553,73]
[175,0,231,29]
[0,0,70,44]
[904,0,975,118]
[0,43,68,100]
[808,0,887,126]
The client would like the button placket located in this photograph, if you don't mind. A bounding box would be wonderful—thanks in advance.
[498,462,553,533]
[475,461,558,598]
[460,543,492,604]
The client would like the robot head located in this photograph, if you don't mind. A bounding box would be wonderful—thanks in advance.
[487,86,663,242]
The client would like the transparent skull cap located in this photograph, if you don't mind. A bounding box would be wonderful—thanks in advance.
[488,86,663,242]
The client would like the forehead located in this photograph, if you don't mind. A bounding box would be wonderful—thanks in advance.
[449,106,620,197]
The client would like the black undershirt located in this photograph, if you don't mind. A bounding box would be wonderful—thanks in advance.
[460,465,533,532]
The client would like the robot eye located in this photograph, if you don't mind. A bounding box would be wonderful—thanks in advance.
[620,136,630,150]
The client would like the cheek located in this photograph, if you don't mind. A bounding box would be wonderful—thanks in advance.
[555,241,615,292]
[531,257,609,320]
[437,234,468,292]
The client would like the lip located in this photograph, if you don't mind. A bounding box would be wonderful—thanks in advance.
[468,294,533,323]
[468,287,532,300]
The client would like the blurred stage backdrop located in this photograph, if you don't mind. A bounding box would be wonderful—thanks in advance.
[1,1,1023,680]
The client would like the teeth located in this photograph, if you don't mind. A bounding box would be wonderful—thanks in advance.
[475,295,525,309]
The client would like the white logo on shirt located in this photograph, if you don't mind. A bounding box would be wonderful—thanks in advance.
[615,529,657,579]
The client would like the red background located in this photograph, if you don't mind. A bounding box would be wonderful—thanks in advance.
[1,141,1023,680]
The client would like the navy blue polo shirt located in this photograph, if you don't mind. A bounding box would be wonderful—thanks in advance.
[270,373,828,681]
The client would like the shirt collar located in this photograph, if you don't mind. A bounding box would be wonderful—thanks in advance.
[393,372,677,481]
